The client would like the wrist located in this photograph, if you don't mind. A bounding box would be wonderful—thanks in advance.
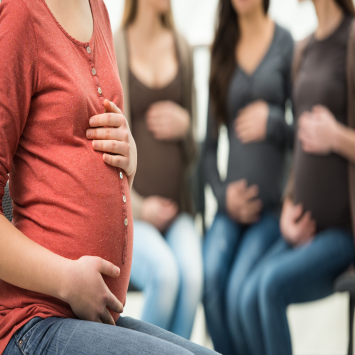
[56,258,76,303]
[331,120,344,154]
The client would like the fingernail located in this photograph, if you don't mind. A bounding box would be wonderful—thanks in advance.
[116,267,120,275]
[92,140,97,148]
[89,118,94,126]
[86,130,92,138]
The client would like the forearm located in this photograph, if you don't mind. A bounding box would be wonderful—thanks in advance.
[128,171,135,190]
[333,122,355,165]
[0,215,71,302]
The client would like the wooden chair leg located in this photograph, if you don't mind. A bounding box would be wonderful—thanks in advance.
[348,293,355,355]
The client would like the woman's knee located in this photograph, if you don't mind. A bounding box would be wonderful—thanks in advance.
[259,261,285,307]
[239,276,260,323]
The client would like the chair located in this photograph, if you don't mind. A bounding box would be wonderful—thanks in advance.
[334,270,355,355]
[3,182,13,222]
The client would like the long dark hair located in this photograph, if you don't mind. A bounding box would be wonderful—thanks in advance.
[209,0,270,129]
[336,0,355,16]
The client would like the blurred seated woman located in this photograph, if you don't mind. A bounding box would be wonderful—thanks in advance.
[202,0,294,354]
[114,0,202,339]
[239,1,355,355]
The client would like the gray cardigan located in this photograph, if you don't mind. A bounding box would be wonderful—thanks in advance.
[114,28,197,219]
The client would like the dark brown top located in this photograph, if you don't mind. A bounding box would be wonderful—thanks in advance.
[130,66,184,205]
[293,15,352,231]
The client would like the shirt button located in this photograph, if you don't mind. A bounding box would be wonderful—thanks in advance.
[123,195,126,203]
[92,68,96,75]
[124,218,128,226]
[87,46,91,54]
[120,172,123,179]
[98,87,102,95]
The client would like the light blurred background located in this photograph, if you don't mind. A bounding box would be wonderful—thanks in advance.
[104,1,351,354]
[104,0,318,142]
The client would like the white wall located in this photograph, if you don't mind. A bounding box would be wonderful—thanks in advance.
[104,0,318,43]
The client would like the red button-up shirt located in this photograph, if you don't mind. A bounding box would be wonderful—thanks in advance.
[0,0,133,352]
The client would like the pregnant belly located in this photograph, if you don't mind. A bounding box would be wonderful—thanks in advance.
[294,148,351,231]
[9,149,134,317]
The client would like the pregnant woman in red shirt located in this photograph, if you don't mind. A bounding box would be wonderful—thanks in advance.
[0,1,217,355]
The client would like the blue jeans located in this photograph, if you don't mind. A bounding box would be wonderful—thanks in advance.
[203,212,281,355]
[239,228,355,355]
[4,316,218,355]
[130,213,203,339]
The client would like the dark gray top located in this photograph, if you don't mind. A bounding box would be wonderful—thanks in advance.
[204,24,294,214]
[294,15,352,231]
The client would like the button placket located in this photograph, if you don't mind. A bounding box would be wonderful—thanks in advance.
[118,169,129,264]
[86,44,104,107]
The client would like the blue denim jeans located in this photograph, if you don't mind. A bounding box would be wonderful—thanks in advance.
[239,227,355,355]
[130,213,203,339]
[4,316,218,355]
[203,212,281,355]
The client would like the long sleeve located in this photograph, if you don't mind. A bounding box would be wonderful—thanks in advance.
[266,34,295,150]
[0,0,38,215]
[203,102,227,211]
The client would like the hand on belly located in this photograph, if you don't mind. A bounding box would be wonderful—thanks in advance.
[86,99,137,187]
[280,198,316,246]
[226,179,263,224]
[141,195,178,232]
[61,256,124,325]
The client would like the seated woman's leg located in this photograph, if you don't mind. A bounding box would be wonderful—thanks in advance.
[258,228,355,355]
[4,316,217,355]
[225,212,281,355]
[130,220,179,330]
[164,213,203,339]
[117,316,219,355]
[203,212,242,355]
[239,238,289,355]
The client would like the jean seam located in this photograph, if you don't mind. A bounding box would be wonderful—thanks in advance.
[13,339,27,355]
[14,319,43,355]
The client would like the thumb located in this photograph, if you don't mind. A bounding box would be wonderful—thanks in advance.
[98,258,120,278]
[104,99,122,115]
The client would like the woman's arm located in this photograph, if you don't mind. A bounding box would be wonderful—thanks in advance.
[235,32,295,149]
[298,105,355,164]
[265,33,295,150]
[203,102,227,210]
[332,120,355,164]
[0,215,123,325]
